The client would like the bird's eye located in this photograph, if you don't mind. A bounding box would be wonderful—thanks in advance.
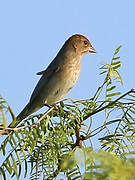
[84,41,88,45]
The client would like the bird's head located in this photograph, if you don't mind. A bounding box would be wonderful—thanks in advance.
[66,34,96,56]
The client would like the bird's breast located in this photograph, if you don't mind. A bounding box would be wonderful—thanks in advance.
[61,58,81,85]
[44,58,81,105]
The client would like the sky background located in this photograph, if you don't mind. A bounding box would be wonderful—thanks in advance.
[1,0,135,116]
[0,0,135,178]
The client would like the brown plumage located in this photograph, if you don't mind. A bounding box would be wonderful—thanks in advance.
[9,34,96,128]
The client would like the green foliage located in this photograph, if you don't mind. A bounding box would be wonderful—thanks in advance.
[1,46,135,180]
[0,96,15,130]
[84,148,135,180]
[100,45,123,101]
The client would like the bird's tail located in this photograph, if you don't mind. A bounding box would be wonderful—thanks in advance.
[9,103,38,128]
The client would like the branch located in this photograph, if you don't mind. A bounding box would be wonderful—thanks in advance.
[91,80,107,101]
[1,89,135,135]
[74,120,85,147]
[0,106,54,135]
[83,89,135,121]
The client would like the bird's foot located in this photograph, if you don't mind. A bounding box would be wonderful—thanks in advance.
[44,104,59,111]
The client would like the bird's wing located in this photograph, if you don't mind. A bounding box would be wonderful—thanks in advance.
[36,70,45,75]
[30,63,60,103]
[36,68,52,76]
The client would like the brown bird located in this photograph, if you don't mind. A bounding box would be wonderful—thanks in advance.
[9,34,96,128]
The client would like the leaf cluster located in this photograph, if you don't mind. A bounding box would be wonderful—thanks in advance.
[1,46,135,180]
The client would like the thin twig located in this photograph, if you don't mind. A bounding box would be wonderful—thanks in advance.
[91,80,107,101]
[85,119,121,139]
[1,106,54,135]
[83,89,135,121]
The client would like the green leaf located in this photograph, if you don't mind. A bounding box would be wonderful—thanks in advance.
[113,64,121,70]
[60,101,65,107]
[1,144,6,156]
[74,147,85,166]
[129,109,135,114]
[18,165,21,179]
[21,147,26,159]
[0,167,6,180]
[100,71,107,75]
[114,45,122,55]
[41,131,45,145]
[10,135,16,146]
[106,92,121,97]
[15,150,22,165]
[111,61,121,66]
[105,98,112,101]
[3,159,12,174]
[32,128,38,139]
[11,154,18,177]
[24,159,28,178]
[107,86,116,92]
[112,56,120,60]
[109,71,121,79]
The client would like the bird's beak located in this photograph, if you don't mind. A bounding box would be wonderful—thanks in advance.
[89,46,96,53]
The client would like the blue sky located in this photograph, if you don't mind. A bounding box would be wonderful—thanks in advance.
[0,0,135,179]
[0,0,134,128]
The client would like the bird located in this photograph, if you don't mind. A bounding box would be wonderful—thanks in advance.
[9,34,96,128]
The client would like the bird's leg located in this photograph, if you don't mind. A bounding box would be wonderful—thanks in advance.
[53,104,59,110]
[44,103,59,111]
[44,103,52,108]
